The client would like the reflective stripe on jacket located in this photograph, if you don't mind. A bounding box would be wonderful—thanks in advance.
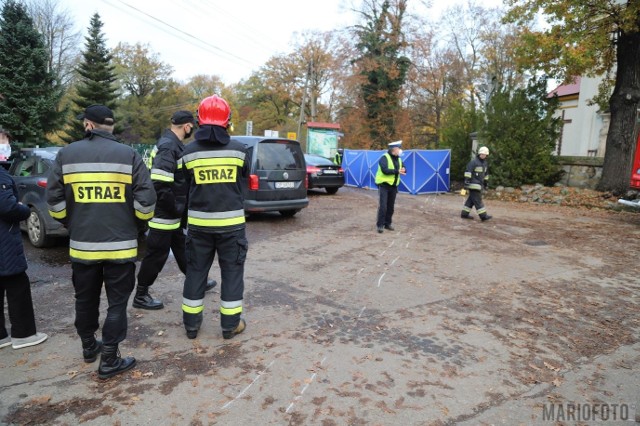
[148,129,187,231]
[375,152,403,186]
[464,155,489,191]
[182,137,249,233]
[46,130,156,263]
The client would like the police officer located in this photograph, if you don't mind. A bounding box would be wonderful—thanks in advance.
[375,140,406,233]
[134,111,216,310]
[333,148,344,165]
[181,95,249,340]
[461,146,492,221]
[47,105,156,379]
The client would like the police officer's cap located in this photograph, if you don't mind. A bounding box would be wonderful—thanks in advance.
[77,104,114,125]
[171,110,195,125]
[388,140,402,148]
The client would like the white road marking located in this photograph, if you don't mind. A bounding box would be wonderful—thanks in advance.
[285,357,327,414]
[377,273,386,288]
[222,360,275,410]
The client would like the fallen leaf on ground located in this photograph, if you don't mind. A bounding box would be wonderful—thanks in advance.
[30,395,52,405]
[544,362,560,372]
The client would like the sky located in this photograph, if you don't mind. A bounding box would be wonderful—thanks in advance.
[61,0,504,84]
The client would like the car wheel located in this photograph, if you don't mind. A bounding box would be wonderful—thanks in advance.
[27,207,52,248]
[325,187,339,195]
[279,210,298,217]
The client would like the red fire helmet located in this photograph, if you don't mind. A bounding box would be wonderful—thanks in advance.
[197,95,231,127]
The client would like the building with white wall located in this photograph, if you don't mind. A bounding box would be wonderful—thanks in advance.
[548,76,609,157]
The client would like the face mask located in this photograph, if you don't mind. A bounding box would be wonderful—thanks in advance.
[398,149,403,156]
[0,143,11,161]
[184,126,193,139]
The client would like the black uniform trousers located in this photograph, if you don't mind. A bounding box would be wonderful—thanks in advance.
[137,227,187,287]
[377,183,398,228]
[0,272,37,339]
[462,189,487,217]
[72,261,135,345]
[183,228,247,332]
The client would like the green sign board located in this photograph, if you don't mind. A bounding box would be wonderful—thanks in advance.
[307,128,338,158]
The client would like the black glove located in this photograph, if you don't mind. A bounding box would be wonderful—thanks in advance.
[484,182,489,190]
[464,180,470,187]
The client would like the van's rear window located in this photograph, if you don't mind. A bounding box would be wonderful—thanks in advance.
[256,142,304,170]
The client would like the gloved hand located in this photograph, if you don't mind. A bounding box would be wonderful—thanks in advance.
[464,180,470,187]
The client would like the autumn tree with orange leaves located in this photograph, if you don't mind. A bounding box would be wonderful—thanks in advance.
[505,0,640,194]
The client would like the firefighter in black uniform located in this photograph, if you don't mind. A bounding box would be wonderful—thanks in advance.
[47,105,156,379]
[134,111,216,310]
[461,146,492,221]
[181,95,249,340]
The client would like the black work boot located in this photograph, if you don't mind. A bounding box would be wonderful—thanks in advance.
[98,345,136,380]
[81,336,102,363]
[132,286,164,310]
[205,279,217,292]
[480,214,493,222]
[223,319,246,340]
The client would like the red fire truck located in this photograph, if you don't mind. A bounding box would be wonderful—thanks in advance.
[618,132,640,207]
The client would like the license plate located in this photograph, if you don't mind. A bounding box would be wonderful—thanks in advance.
[322,169,337,175]
[275,181,295,189]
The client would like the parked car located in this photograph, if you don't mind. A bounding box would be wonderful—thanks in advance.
[9,147,67,247]
[232,136,309,217]
[304,153,344,194]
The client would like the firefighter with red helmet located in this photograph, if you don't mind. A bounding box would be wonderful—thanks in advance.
[181,95,249,340]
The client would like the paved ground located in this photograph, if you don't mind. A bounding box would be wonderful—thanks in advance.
[1,187,640,425]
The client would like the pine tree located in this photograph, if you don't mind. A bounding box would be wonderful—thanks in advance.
[63,13,118,142]
[0,0,63,146]
[482,77,563,188]
[352,0,410,148]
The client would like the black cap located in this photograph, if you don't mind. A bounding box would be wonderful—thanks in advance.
[171,110,195,125]
[76,104,114,125]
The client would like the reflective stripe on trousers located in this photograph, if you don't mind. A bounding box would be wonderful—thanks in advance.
[183,228,247,332]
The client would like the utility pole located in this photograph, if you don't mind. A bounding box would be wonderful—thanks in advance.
[309,58,316,123]
[297,61,311,150]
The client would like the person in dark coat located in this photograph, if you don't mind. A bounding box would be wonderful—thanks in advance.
[0,128,48,350]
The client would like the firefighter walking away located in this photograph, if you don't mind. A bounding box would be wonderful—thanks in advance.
[181,95,249,340]
[46,105,156,379]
